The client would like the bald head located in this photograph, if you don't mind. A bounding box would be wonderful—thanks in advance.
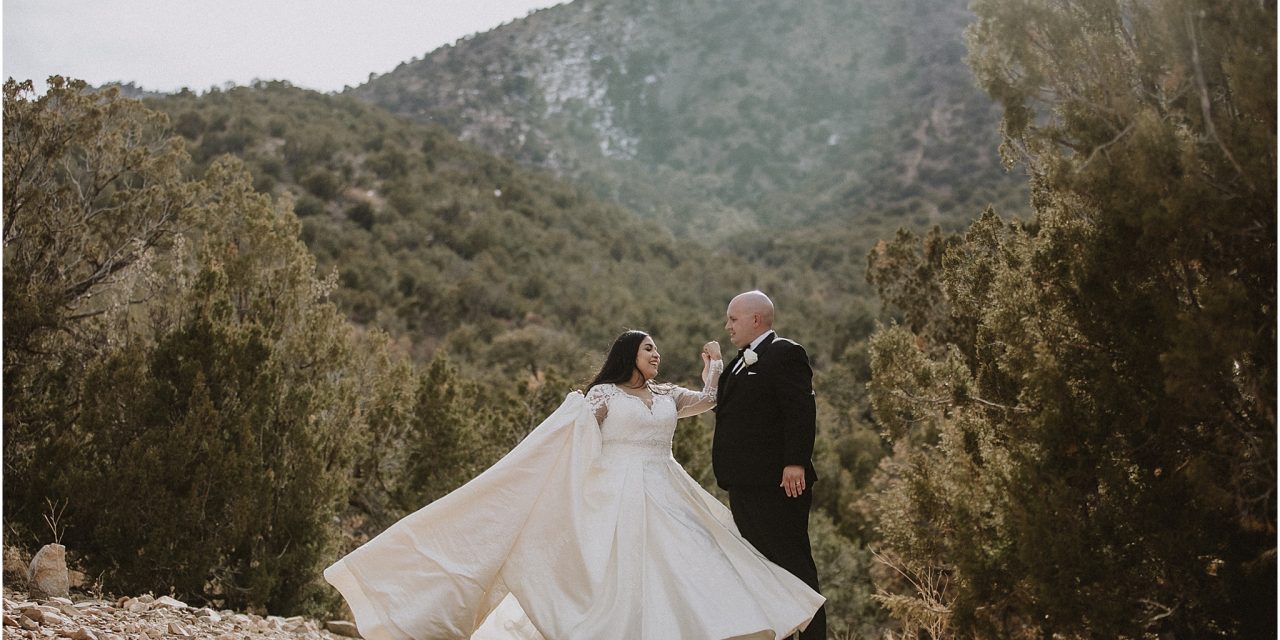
[725,290,775,348]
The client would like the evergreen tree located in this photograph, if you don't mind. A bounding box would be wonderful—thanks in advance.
[866,1,1275,637]
[3,79,415,615]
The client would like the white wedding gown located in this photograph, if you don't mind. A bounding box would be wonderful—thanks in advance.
[325,361,824,639]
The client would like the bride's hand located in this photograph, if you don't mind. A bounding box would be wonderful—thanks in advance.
[701,341,722,363]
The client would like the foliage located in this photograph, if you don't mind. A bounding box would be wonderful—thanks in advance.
[3,79,412,615]
[3,76,192,399]
[149,82,755,385]
[4,76,196,545]
[865,1,1276,636]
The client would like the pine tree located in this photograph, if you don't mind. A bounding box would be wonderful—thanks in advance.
[866,1,1275,637]
[3,79,415,615]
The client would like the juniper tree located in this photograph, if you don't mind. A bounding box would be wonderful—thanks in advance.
[866,1,1275,637]
[3,79,414,615]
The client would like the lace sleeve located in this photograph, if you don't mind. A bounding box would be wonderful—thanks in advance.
[584,384,613,426]
[673,359,723,419]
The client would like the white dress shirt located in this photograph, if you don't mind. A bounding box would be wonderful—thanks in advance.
[733,330,775,374]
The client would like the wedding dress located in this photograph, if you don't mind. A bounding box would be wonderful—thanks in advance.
[325,361,824,639]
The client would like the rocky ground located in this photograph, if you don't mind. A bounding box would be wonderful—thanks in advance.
[1,591,361,640]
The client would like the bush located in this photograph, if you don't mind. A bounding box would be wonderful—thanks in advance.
[3,81,411,615]
[302,167,341,200]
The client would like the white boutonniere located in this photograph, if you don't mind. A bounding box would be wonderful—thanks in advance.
[742,348,758,367]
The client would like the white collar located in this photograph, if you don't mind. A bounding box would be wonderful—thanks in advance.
[747,330,775,352]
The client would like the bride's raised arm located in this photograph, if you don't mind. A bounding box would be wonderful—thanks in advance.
[674,341,723,418]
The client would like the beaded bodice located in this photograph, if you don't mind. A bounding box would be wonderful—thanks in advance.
[584,361,722,458]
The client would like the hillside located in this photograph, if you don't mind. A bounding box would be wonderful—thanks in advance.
[353,0,1027,239]
[147,82,885,381]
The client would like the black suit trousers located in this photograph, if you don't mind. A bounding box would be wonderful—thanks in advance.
[729,487,826,640]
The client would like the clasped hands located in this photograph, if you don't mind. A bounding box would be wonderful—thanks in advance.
[700,341,722,364]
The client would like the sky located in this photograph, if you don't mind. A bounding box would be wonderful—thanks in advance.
[3,0,568,94]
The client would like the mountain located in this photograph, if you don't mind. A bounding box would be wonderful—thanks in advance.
[146,82,877,382]
[352,0,1027,239]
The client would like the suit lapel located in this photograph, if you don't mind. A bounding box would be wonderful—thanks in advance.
[720,333,776,405]
[754,332,778,356]
[718,354,740,404]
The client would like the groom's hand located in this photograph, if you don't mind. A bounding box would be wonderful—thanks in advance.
[780,465,806,497]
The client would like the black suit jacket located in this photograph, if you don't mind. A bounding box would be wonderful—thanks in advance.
[712,333,818,490]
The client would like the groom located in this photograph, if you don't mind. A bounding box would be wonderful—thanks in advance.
[713,290,826,639]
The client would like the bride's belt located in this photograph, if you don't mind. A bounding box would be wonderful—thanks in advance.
[601,438,674,458]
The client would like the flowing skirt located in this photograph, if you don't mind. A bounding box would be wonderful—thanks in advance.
[325,393,824,639]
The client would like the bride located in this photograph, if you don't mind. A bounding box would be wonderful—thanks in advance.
[325,330,825,639]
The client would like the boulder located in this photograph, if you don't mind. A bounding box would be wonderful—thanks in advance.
[326,620,362,638]
[152,596,187,610]
[194,608,222,623]
[27,544,69,598]
[69,627,98,640]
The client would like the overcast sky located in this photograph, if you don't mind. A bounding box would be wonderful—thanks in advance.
[3,0,568,93]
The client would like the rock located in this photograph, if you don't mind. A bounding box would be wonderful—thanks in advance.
[326,620,362,638]
[40,612,68,627]
[166,621,190,637]
[23,604,64,624]
[21,606,58,623]
[194,608,221,623]
[4,545,31,588]
[122,600,148,614]
[67,628,97,640]
[27,545,70,598]
[4,614,20,627]
[151,596,186,610]
[20,616,39,631]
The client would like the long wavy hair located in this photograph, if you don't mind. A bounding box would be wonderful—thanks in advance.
[585,330,653,393]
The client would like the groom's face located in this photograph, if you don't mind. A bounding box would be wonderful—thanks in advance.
[724,303,758,349]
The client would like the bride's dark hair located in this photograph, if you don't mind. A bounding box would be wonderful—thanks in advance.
[586,330,652,392]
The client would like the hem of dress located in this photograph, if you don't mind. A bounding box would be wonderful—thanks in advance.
[325,559,397,640]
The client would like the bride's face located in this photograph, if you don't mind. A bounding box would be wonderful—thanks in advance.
[634,337,661,380]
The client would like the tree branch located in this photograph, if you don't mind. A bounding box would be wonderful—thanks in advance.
[1186,11,1254,193]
